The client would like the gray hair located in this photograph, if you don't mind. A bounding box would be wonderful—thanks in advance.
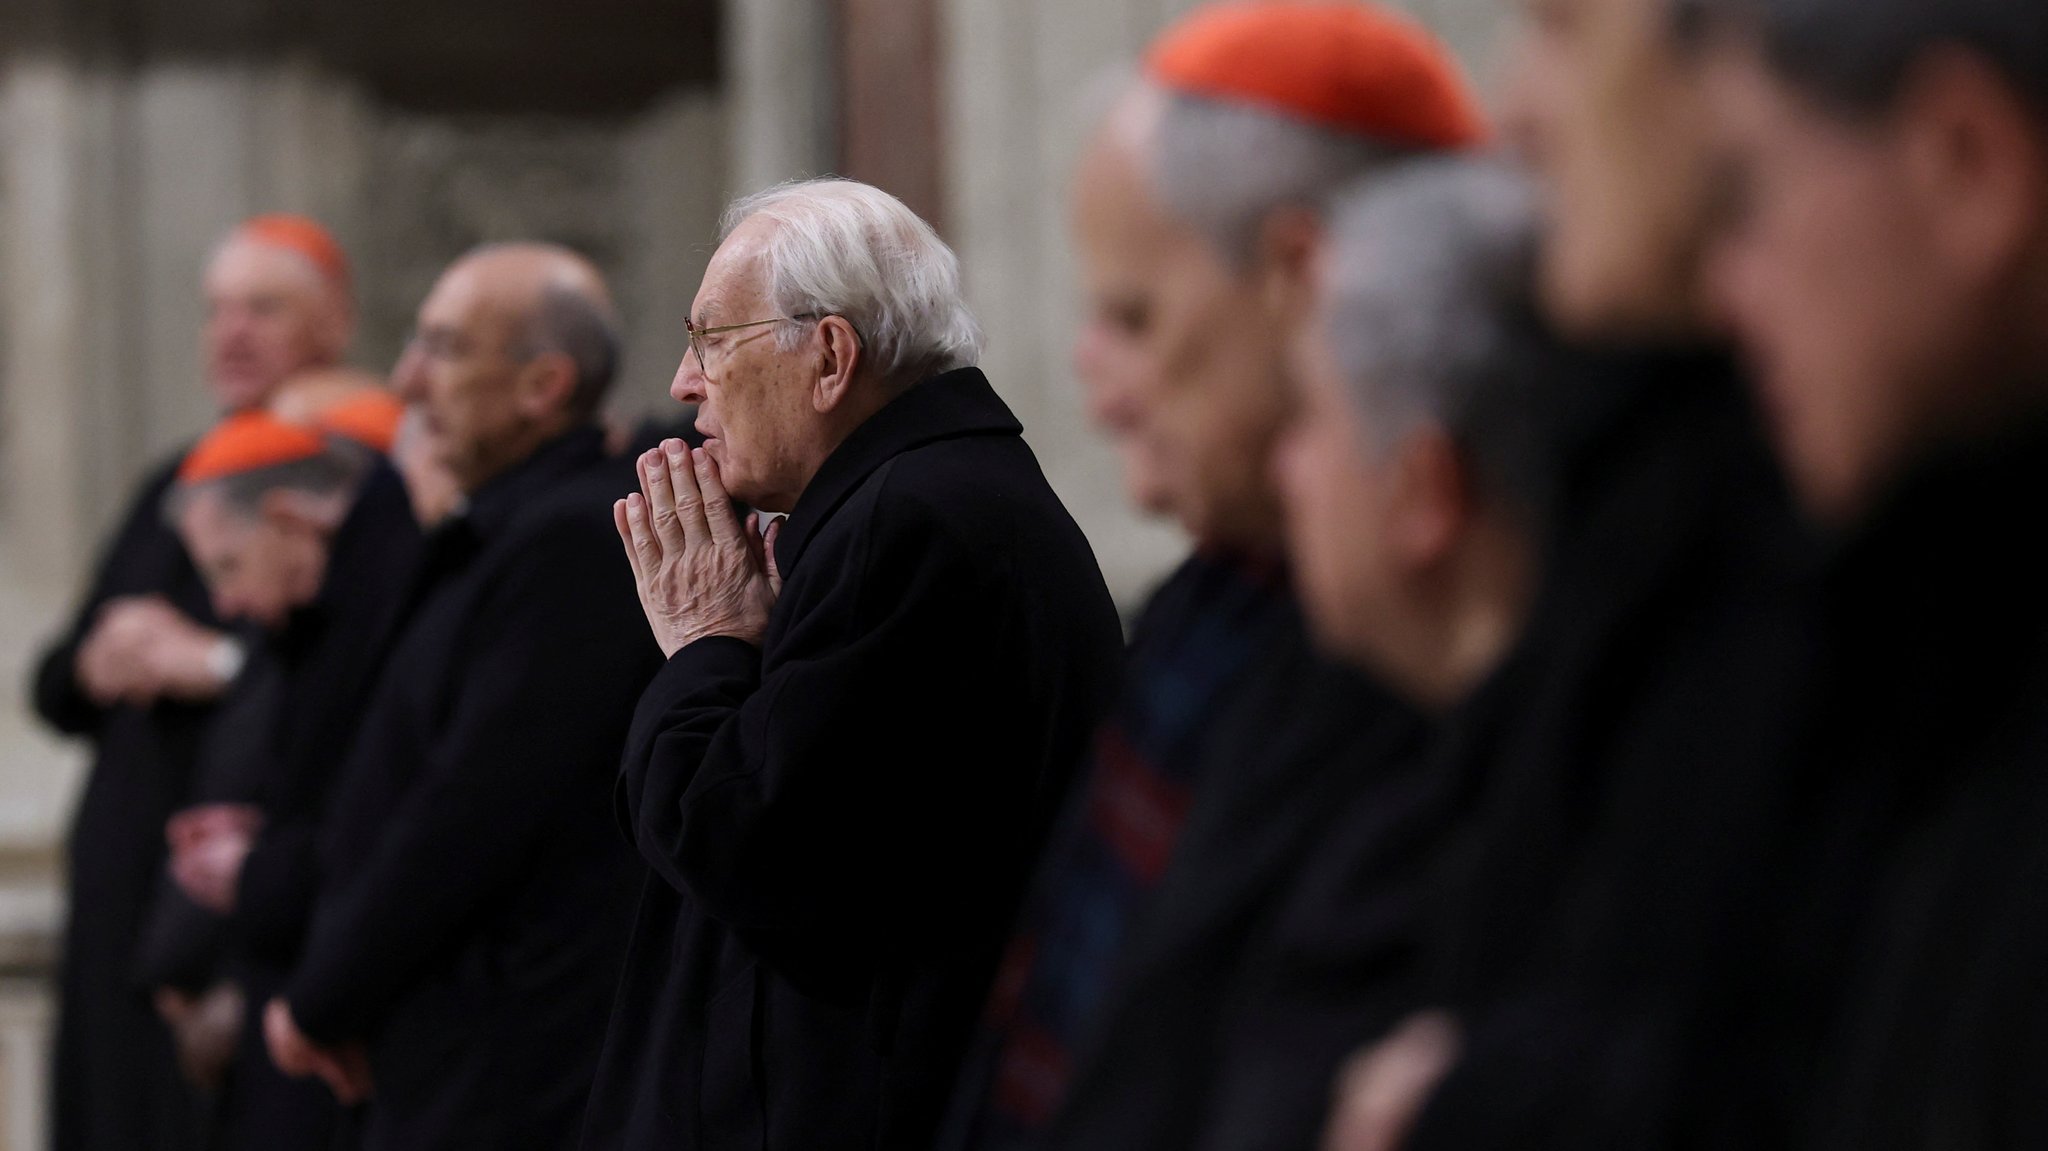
[164,442,371,525]
[1675,0,2048,113]
[1147,89,1413,269]
[719,178,985,385]
[522,280,622,418]
[1321,157,1556,505]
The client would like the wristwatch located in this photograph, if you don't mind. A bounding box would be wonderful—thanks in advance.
[206,637,248,686]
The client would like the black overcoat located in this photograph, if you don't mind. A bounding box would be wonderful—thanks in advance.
[33,453,215,1151]
[1402,351,1819,1151]
[217,463,424,1151]
[1781,418,2048,1151]
[282,428,658,1151]
[582,368,1124,1151]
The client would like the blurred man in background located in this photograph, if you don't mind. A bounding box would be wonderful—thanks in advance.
[1322,0,1818,1145]
[1687,0,2048,1145]
[1213,157,1559,1151]
[262,244,657,1150]
[584,178,1122,1151]
[943,7,1483,1150]
[141,397,419,1151]
[30,214,357,1151]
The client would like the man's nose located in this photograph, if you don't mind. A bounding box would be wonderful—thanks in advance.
[671,357,708,406]
[391,346,428,403]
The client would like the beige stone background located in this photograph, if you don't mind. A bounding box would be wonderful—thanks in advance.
[0,0,1507,1143]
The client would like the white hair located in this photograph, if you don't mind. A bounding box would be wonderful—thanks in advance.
[1144,88,1412,269]
[718,178,985,385]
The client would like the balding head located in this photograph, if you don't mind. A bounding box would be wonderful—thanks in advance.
[392,243,620,493]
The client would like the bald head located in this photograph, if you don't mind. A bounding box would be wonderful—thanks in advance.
[463,243,621,418]
[393,242,620,493]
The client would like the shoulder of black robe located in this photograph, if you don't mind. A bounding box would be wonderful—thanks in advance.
[1034,557,1432,1151]
[233,461,425,965]
[284,428,658,1150]
[587,367,1124,1151]
[1401,348,1823,1151]
[1774,416,2048,1151]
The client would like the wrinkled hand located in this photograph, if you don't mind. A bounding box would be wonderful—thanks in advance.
[265,998,373,1105]
[79,596,234,705]
[167,803,265,914]
[156,983,246,1091]
[1321,1011,1463,1151]
[615,439,782,657]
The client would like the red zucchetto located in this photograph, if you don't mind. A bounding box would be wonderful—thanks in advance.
[233,214,353,293]
[1144,1,1488,151]
[310,390,405,454]
[178,411,330,484]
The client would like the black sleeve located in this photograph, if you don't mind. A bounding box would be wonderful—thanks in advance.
[617,496,1023,946]
[29,459,189,736]
[285,511,654,1043]
[133,877,231,995]
[234,820,321,963]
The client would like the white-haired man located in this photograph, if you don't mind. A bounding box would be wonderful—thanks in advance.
[581,179,1124,1151]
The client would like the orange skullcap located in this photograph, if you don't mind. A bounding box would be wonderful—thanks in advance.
[1144,1,1488,152]
[233,214,353,292]
[312,390,405,454]
[178,411,330,484]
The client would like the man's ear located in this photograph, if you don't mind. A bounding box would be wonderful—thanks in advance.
[1256,205,1325,319]
[515,351,581,422]
[1897,47,2048,290]
[1387,430,1469,573]
[812,315,866,413]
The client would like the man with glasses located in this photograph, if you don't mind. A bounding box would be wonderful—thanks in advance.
[580,178,1124,1151]
[261,243,659,1150]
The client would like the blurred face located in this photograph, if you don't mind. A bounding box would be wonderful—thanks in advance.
[671,216,829,512]
[1273,285,1402,660]
[177,489,329,630]
[1500,0,1716,337]
[1069,112,1292,549]
[1702,45,1986,520]
[392,407,465,527]
[204,239,349,412]
[390,262,544,494]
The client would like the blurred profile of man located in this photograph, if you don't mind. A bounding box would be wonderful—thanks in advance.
[262,244,658,1150]
[138,401,421,1150]
[30,213,356,1151]
[581,178,1123,1151]
[1212,158,1560,1151]
[1321,0,1817,1146]
[941,7,1484,1151]
[1685,0,2048,1145]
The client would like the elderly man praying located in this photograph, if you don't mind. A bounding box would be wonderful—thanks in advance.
[581,179,1124,1151]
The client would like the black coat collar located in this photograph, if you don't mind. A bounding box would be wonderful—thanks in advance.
[774,367,1022,575]
[460,425,608,541]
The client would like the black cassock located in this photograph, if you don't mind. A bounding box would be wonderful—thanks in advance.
[34,454,216,1151]
[583,368,1125,1151]
[283,428,658,1151]
[1397,349,1820,1151]
[975,557,1431,1151]
[1775,416,2048,1151]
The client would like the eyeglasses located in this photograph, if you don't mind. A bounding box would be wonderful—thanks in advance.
[683,313,818,377]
